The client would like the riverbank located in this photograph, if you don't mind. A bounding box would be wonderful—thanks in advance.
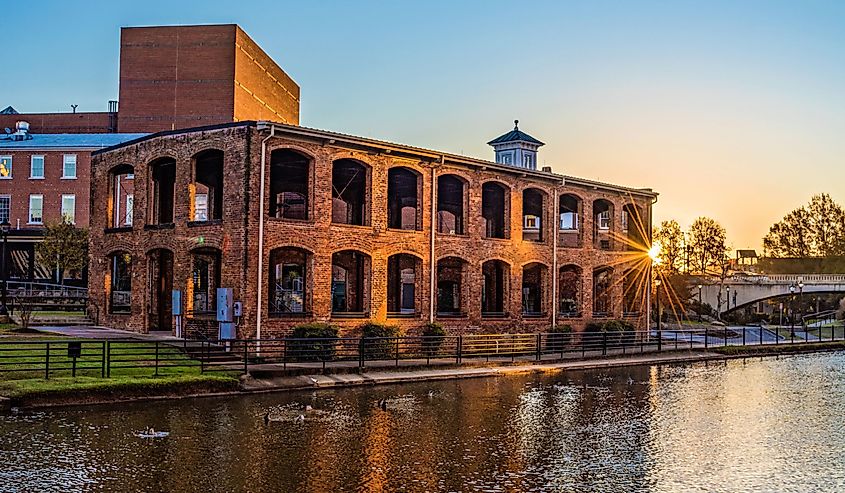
[6,341,845,410]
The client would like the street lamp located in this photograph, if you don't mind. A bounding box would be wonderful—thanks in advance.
[726,286,731,312]
[655,278,662,351]
[0,220,9,316]
[798,280,804,328]
[697,284,703,322]
[789,284,796,333]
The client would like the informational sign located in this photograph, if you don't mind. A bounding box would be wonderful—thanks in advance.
[217,288,233,322]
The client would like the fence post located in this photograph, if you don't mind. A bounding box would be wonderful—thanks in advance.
[704,328,709,350]
[602,332,607,356]
[45,341,50,380]
[457,335,463,364]
[742,327,746,347]
[106,341,111,378]
[759,326,763,347]
[101,340,106,378]
[724,328,728,347]
[243,340,249,375]
[283,340,287,370]
[154,341,160,376]
[536,333,541,361]
[200,341,205,373]
[358,337,364,369]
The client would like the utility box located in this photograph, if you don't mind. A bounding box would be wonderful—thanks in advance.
[217,288,235,340]
[172,290,182,316]
[233,301,243,317]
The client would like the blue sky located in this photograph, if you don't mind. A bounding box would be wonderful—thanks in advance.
[5,0,845,249]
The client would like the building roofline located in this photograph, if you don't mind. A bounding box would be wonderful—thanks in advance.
[93,119,658,198]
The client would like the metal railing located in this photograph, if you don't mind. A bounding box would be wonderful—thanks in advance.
[2,325,844,380]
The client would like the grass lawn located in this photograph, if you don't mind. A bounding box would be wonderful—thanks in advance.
[806,326,845,341]
[30,310,86,317]
[712,340,845,356]
[0,334,239,400]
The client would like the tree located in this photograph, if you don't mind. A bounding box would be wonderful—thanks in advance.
[764,194,845,258]
[35,222,88,284]
[653,220,683,273]
[687,217,728,275]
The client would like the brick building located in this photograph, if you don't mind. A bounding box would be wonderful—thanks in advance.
[89,121,656,337]
[1,24,299,135]
[0,125,144,283]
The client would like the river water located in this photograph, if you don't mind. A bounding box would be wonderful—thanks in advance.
[2,352,845,492]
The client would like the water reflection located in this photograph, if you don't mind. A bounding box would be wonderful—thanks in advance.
[2,354,845,492]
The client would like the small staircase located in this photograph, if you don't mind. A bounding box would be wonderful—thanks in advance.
[178,340,244,369]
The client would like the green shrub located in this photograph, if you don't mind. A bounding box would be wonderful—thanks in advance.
[421,323,446,356]
[359,322,401,359]
[287,323,339,361]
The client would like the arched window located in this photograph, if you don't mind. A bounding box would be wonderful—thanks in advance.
[147,249,174,332]
[623,268,644,315]
[387,167,421,230]
[436,174,466,235]
[331,250,371,315]
[623,204,645,250]
[192,150,223,222]
[482,259,509,317]
[482,182,508,239]
[109,164,134,228]
[559,194,581,248]
[593,199,614,250]
[436,257,467,317]
[559,265,582,316]
[189,248,221,316]
[522,263,547,316]
[149,158,176,225]
[593,267,613,316]
[332,159,369,226]
[108,251,132,314]
[270,149,311,220]
[522,188,545,242]
[269,247,310,316]
[387,254,420,315]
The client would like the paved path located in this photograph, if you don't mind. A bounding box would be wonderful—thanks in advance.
[35,325,182,341]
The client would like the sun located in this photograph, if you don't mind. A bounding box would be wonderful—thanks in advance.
[648,241,662,265]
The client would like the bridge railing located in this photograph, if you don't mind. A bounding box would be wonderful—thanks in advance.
[722,274,845,284]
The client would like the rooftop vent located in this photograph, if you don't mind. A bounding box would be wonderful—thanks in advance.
[1,121,33,141]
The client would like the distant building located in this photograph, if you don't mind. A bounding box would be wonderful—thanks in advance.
[0,124,144,284]
[1,24,300,134]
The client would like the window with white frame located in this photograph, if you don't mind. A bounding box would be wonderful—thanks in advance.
[560,212,578,230]
[499,152,512,165]
[621,210,629,232]
[523,215,540,230]
[125,194,134,226]
[61,195,76,224]
[62,154,77,179]
[0,156,11,178]
[0,195,9,223]
[29,195,43,224]
[30,155,45,179]
[597,210,611,230]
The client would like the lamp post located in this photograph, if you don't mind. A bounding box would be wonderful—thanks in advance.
[655,278,662,351]
[789,284,796,334]
[0,220,9,317]
[798,280,804,328]
[697,284,703,322]
[726,286,731,313]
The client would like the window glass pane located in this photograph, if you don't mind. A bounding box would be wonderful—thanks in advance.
[560,212,577,230]
[125,195,134,226]
[63,154,77,178]
[29,195,43,223]
[0,196,9,223]
[0,156,11,178]
[61,195,76,223]
[31,156,44,178]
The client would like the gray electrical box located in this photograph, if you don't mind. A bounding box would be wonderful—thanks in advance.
[217,288,233,322]
[233,301,243,317]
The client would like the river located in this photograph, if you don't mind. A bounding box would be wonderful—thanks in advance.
[2,352,845,492]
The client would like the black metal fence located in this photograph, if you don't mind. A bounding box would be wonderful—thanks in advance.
[1,325,844,380]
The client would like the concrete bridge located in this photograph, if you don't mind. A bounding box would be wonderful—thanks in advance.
[699,274,845,315]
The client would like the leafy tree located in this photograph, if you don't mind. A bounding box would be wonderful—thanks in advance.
[35,222,88,284]
[653,219,683,273]
[687,217,728,275]
[763,194,845,258]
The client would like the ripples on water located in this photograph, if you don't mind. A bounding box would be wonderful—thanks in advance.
[2,353,845,492]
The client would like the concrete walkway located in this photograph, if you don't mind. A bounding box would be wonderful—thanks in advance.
[242,351,732,393]
[35,325,183,341]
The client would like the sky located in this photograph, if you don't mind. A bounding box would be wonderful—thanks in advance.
[4,0,845,251]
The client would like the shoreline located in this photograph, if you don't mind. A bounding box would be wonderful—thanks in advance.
[5,341,844,411]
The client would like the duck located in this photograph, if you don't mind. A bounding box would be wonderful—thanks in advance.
[378,399,387,411]
[296,414,305,423]
[263,412,271,425]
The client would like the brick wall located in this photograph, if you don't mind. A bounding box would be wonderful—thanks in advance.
[90,124,653,338]
[0,113,113,134]
[0,149,91,229]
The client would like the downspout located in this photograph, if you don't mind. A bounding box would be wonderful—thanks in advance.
[647,195,659,336]
[551,181,561,329]
[256,124,276,345]
[429,156,442,323]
